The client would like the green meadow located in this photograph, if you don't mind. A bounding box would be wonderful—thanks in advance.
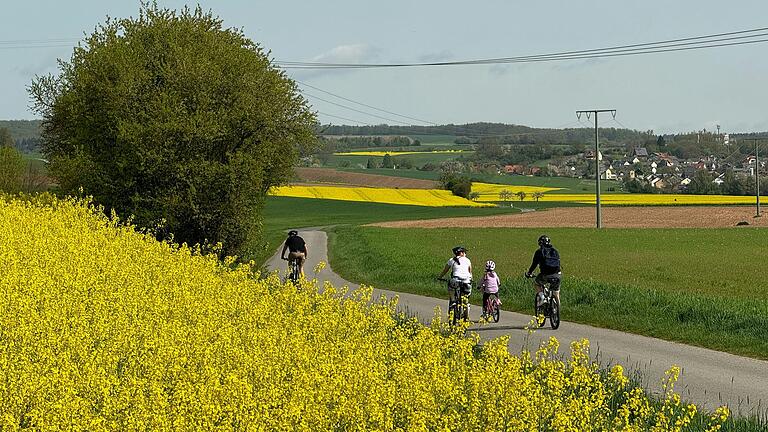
[258,196,518,264]
[328,226,768,359]
[326,151,474,168]
[336,167,624,194]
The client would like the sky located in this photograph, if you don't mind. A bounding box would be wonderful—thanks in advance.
[2,0,768,134]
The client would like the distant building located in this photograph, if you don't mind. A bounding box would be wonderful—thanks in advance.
[503,164,526,175]
[601,166,617,180]
[631,147,649,159]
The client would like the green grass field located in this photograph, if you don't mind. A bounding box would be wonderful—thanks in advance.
[339,168,441,180]
[339,144,468,152]
[328,226,768,359]
[326,151,474,168]
[338,168,624,194]
[405,134,458,144]
[256,195,519,265]
[468,173,624,193]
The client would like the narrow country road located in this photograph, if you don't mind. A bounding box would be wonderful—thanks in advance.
[266,230,768,416]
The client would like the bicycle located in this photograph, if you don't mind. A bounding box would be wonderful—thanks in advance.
[284,257,300,284]
[526,273,561,330]
[438,277,471,325]
[481,291,501,323]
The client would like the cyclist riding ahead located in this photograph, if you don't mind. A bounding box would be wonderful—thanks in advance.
[525,235,562,307]
[280,230,308,277]
[438,246,473,315]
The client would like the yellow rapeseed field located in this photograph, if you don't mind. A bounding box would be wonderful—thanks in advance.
[534,193,767,205]
[0,195,729,431]
[334,150,465,156]
[270,185,492,207]
[472,182,562,201]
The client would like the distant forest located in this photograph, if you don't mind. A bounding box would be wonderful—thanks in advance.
[322,122,656,147]
[0,120,42,153]
[4,119,767,161]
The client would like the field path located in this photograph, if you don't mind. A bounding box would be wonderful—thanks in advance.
[266,230,768,415]
[372,206,768,228]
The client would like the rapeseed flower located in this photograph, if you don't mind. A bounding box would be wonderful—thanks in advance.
[0,195,729,430]
[269,185,491,207]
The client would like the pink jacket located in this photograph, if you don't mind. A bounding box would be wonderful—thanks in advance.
[481,271,500,293]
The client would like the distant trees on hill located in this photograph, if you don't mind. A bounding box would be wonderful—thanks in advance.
[320,135,418,150]
[322,123,655,148]
[0,120,43,153]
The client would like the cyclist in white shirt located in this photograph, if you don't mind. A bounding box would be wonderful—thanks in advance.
[438,246,473,312]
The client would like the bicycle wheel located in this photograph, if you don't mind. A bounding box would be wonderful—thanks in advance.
[451,303,462,326]
[549,298,560,330]
[492,302,500,323]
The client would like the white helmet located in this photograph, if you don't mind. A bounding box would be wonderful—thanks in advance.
[485,260,496,271]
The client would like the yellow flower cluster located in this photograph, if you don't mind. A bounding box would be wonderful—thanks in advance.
[333,150,465,156]
[269,185,491,207]
[0,196,728,430]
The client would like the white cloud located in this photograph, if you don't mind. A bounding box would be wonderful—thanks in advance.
[289,43,380,79]
[417,50,454,63]
[311,43,380,64]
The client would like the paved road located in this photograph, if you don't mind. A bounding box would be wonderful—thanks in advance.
[267,230,768,416]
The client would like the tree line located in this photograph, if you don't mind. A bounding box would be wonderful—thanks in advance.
[320,135,419,150]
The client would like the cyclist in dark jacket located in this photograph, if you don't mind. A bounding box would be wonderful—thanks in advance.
[525,235,562,306]
[281,230,308,276]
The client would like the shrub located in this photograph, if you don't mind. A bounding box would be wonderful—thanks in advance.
[0,145,24,193]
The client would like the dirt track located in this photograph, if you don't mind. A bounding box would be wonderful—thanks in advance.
[295,167,436,189]
[372,206,768,228]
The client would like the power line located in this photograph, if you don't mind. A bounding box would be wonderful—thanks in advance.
[299,82,520,137]
[300,81,596,139]
[316,111,375,126]
[0,37,80,44]
[276,26,768,69]
[0,37,80,50]
[302,91,418,126]
[297,81,438,126]
[610,116,635,131]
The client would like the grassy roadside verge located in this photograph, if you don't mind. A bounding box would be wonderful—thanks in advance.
[328,226,768,359]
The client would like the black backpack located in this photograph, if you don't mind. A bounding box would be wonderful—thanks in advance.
[541,246,560,269]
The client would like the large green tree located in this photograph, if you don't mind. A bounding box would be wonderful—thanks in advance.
[29,4,316,258]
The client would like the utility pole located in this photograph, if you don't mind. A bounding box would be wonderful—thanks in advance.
[576,109,616,228]
[744,138,763,217]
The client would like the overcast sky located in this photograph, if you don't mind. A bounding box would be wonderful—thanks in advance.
[3,1,767,134]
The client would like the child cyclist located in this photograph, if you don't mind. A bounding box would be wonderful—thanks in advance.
[480,260,501,315]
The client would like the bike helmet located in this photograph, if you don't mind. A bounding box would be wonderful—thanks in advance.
[485,260,496,271]
[538,235,551,247]
[452,246,466,255]
[288,230,299,237]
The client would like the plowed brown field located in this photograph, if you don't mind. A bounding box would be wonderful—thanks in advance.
[295,168,436,189]
[372,206,768,228]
